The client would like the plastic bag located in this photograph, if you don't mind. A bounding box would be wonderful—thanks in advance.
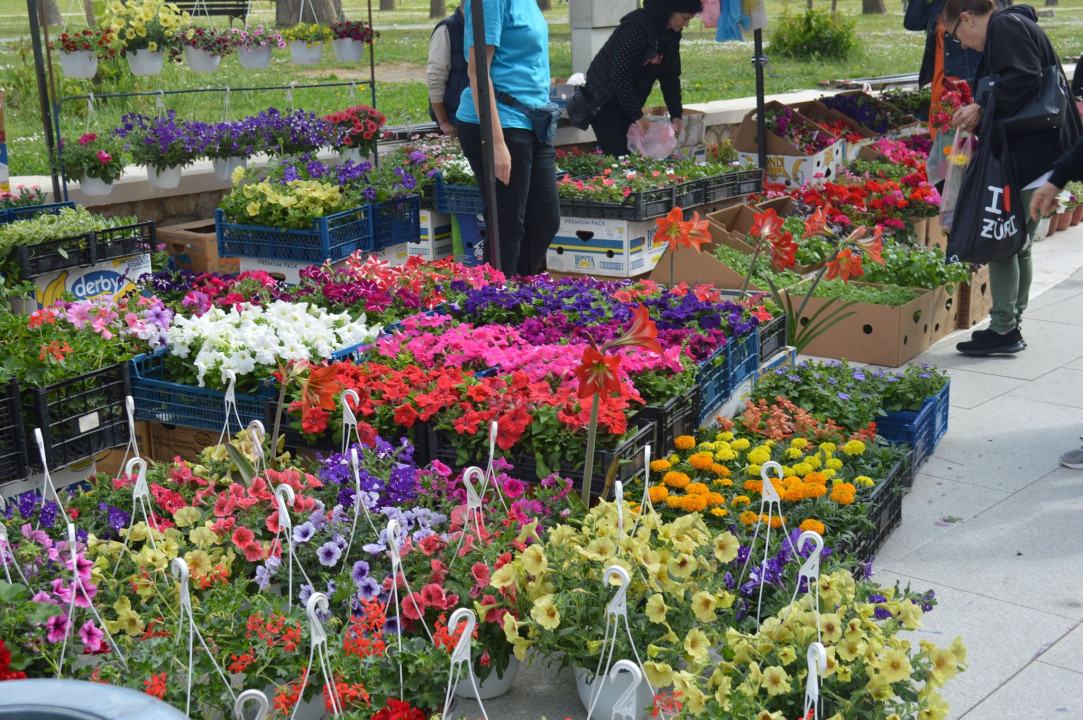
[938,129,975,232]
[626,118,677,160]
[925,129,954,188]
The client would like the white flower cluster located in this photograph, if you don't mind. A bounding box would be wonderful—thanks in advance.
[167,300,382,387]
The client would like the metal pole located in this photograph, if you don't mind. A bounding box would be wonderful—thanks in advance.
[367,0,378,166]
[753,28,768,171]
[27,0,62,200]
[467,0,502,270]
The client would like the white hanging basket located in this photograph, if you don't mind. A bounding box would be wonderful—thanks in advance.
[289,41,323,66]
[332,37,366,63]
[59,50,97,79]
[455,654,519,700]
[147,164,182,190]
[126,49,164,76]
[78,175,114,197]
[339,147,369,164]
[238,45,273,70]
[212,156,247,182]
[574,666,654,720]
[184,46,222,73]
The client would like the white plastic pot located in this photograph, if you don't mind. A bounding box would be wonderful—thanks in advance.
[289,40,323,66]
[147,164,182,190]
[212,156,247,182]
[237,45,273,70]
[184,46,221,73]
[455,654,520,700]
[79,175,113,197]
[339,147,368,164]
[574,665,654,720]
[59,50,97,79]
[332,37,365,62]
[127,49,164,76]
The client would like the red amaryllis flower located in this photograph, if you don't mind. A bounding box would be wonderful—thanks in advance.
[803,205,832,239]
[606,303,664,355]
[655,206,687,250]
[824,248,864,281]
[749,208,784,240]
[681,211,711,251]
[298,361,341,420]
[769,231,799,271]
[574,346,622,399]
[854,225,884,264]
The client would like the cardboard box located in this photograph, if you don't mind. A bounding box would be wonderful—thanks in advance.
[94,421,150,477]
[926,215,947,251]
[408,208,453,261]
[30,253,150,309]
[709,199,824,275]
[643,106,706,148]
[733,102,845,188]
[546,216,661,278]
[237,256,348,285]
[148,422,218,464]
[911,218,929,248]
[1,458,96,501]
[792,100,878,162]
[957,265,991,328]
[648,231,763,291]
[820,91,922,140]
[369,242,410,267]
[784,282,935,367]
[928,284,959,344]
[160,219,240,275]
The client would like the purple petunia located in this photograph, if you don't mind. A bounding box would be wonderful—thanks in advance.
[317,541,342,567]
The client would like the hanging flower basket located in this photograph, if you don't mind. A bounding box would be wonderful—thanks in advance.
[288,41,323,65]
[147,164,182,189]
[573,666,654,720]
[79,175,113,197]
[126,49,164,76]
[454,655,520,700]
[59,50,97,79]
[331,37,365,62]
[212,156,247,182]
[184,46,221,73]
[237,45,272,70]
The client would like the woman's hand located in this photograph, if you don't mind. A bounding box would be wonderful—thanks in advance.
[672,117,683,135]
[952,103,982,132]
[1030,181,1061,221]
[636,115,651,135]
[494,141,512,185]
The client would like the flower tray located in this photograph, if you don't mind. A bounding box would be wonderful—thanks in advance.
[0,201,76,225]
[701,168,764,205]
[696,328,760,426]
[673,179,705,210]
[0,380,28,485]
[424,419,656,494]
[435,175,484,215]
[214,206,373,264]
[17,221,159,280]
[639,385,700,455]
[758,314,787,362]
[877,382,950,471]
[93,221,156,264]
[843,452,910,563]
[23,362,129,470]
[559,184,674,222]
[369,196,421,251]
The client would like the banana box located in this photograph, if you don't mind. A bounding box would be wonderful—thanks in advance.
[32,253,150,310]
[368,242,410,267]
[237,256,348,285]
[408,209,453,261]
[545,216,661,278]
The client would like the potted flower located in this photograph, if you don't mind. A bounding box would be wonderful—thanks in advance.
[50,27,115,78]
[114,111,194,189]
[227,24,284,70]
[322,104,386,162]
[201,120,260,181]
[61,133,125,197]
[282,22,331,65]
[101,0,188,76]
[181,26,232,72]
[329,19,377,63]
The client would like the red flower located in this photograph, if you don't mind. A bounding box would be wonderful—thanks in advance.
[606,303,664,355]
[769,231,799,271]
[824,248,864,281]
[655,206,686,250]
[393,402,419,428]
[231,526,255,550]
[854,225,885,265]
[372,698,426,720]
[401,591,425,621]
[574,346,622,399]
[750,208,784,240]
[803,205,831,239]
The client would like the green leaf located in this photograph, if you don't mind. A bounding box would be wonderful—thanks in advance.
[0,580,28,603]
[28,601,65,623]
[225,442,256,485]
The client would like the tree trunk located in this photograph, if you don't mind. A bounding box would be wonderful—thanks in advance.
[276,0,341,27]
[82,0,95,26]
[862,0,887,13]
[537,0,550,10]
[379,0,395,9]
[430,0,445,18]
[43,0,62,26]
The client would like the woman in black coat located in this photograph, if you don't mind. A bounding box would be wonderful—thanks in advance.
[575,0,702,157]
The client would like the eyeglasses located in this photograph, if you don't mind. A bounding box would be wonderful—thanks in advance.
[949,17,962,42]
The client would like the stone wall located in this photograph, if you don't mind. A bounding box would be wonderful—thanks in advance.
[85,187,229,228]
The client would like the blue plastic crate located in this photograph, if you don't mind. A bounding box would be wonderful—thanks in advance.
[1,201,76,224]
[215,206,372,264]
[435,175,484,214]
[451,212,485,267]
[725,327,760,390]
[878,401,935,469]
[370,196,421,251]
[930,383,950,448]
[696,346,730,426]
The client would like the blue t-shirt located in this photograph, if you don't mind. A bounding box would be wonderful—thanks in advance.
[456,0,550,132]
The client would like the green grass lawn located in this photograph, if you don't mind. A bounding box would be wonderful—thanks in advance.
[3,0,1083,175]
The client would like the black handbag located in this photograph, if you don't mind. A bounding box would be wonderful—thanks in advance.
[991,14,1070,133]
[496,91,562,143]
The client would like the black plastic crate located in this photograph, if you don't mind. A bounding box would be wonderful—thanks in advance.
[0,380,28,484]
[701,169,764,205]
[640,385,700,454]
[15,232,95,279]
[24,363,129,470]
[672,179,705,210]
[844,453,909,563]
[559,184,674,221]
[94,221,156,264]
[1,201,76,224]
[264,401,338,452]
[758,314,788,362]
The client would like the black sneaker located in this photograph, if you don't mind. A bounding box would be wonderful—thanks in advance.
[971,327,1026,347]
[957,328,1026,356]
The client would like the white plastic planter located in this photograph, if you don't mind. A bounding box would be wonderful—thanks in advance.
[289,41,323,66]
[127,49,164,76]
[59,50,97,78]
[339,147,368,164]
[332,37,365,62]
[237,45,273,70]
[79,175,113,196]
[212,156,247,182]
[455,655,520,700]
[184,46,221,73]
[147,164,182,190]
[574,666,654,720]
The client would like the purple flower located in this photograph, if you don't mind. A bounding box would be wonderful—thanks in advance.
[317,541,342,567]
[356,576,380,601]
[292,521,315,544]
[350,560,370,585]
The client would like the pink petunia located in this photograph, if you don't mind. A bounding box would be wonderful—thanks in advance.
[79,621,104,652]
[45,614,69,644]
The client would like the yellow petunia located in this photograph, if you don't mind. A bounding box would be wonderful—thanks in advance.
[645,593,668,623]
[530,594,560,630]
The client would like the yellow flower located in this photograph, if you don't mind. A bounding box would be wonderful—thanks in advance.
[843,439,866,455]
[172,506,200,528]
[645,594,668,623]
[926,647,958,687]
[713,531,739,563]
[837,634,867,662]
[642,661,673,688]
[917,691,951,720]
[683,628,709,664]
[738,510,759,526]
[950,636,968,667]
[530,593,560,630]
[691,591,717,623]
[190,523,219,547]
[732,495,751,507]
[106,597,145,637]
[821,612,844,643]
[776,645,797,666]
[490,563,518,590]
[875,647,913,684]
[731,437,750,451]
[184,549,212,577]
[762,665,791,696]
[826,457,843,470]
[667,553,696,579]
[747,446,771,465]
[521,544,547,577]
[710,506,729,518]
[674,435,696,450]
[246,201,262,217]
[649,459,671,472]
[799,518,825,535]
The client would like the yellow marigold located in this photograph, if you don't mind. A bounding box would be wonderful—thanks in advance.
[738,510,759,526]
[715,431,735,442]
[731,438,750,451]
[650,459,672,473]
[855,475,874,487]
[805,455,823,470]
[674,435,696,451]
[710,463,731,476]
[803,471,827,485]
[686,482,710,496]
[826,458,844,470]
[822,468,837,480]
[790,438,809,450]
[843,440,866,456]
[800,519,826,535]
[710,507,730,518]
[689,452,715,471]
[785,447,804,460]
[684,494,709,512]
[648,485,670,503]
[714,448,737,461]
[663,471,691,489]
[819,442,837,454]
[830,483,856,505]
[747,447,772,466]
[732,495,751,507]
[792,462,813,476]
[715,477,734,487]
[706,492,726,506]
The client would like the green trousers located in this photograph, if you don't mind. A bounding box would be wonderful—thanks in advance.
[987,186,1043,334]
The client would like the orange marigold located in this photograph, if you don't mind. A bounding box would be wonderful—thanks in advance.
[829,483,856,505]
[710,464,731,476]
[706,492,726,506]
[688,452,715,471]
[685,494,709,512]
[665,495,687,510]
[743,479,763,493]
[663,471,691,489]
[650,459,672,473]
[763,514,785,529]
[674,435,696,451]
[800,519,826,535]
[804,471,827,485]
[686,482,710,496]
[648,485,670,503]
[804,483,827,499]
[738,510,759,526]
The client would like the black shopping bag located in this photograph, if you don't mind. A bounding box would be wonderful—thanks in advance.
[946,106,1028,264]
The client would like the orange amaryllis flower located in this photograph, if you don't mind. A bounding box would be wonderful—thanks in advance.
[803,205,832,239]
[680,211,711,251]
[574,345,623,399]
[769,230,799,271]
[855,224,885,265]
[749,208,784,240]
[824,247,865,281]
[606,303,664,355]
[655,207,688,250]
[298,361,342,419]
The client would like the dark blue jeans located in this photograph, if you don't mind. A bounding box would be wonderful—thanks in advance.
[458,123,560,276]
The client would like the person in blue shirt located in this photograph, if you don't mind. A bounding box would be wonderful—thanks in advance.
[456,0,560,276]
